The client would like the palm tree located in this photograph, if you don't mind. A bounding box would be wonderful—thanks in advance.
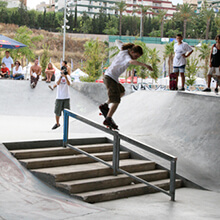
[201,1,214,40]
[155,9,167,38]
[176,3,193,39]
[163,41,175,75]
[214,13,220,34]
[114,1,127,36]
[134,5,151,37]
[196,42,211,80]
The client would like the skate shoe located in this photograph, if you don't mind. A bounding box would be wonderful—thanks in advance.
[99,103,109,118]
[103,117,118,130]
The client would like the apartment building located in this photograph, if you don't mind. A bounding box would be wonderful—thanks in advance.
[55,0,177,18]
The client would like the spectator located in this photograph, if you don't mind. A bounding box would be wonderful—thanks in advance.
[12,61,24,80]
[203,34,220,93]
[2,51,13,76]
[52,67,72,129]
[45,63,55,83]
[48,60,70,91]
[0,63,10,78]
[173,34,194,91]
[30,59,42,89]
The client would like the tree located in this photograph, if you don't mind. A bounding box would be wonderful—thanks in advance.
[215,13,220,34]
[164,41,175,75]
[201,1,214,40]
[0,1,7,8]
[185,57,199,86]
[196,42,211,80]
[114,1,127,36]
[103,16,118,35]
[155,9,167,38]
[10,26,44,66]
[134,6,151,37]
[82,39,107,82]
[176,3,194,39]
[132,41,150,83]
[148,48,160,80]
[40,44,50,79]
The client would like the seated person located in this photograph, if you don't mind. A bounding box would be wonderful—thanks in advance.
[45,63,55,83]
[12,61,24,80]
[0,63,10,78]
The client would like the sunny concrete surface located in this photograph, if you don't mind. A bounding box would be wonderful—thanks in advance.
[0,80,220,220]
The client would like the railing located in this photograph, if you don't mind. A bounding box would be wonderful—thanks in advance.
[63,109,177,201]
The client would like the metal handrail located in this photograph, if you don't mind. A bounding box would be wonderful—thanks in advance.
[63,109,177,201]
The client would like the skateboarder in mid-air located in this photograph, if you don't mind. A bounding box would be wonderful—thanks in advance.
[99,40,153,129]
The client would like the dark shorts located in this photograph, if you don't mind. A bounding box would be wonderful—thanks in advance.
[104,75,125,103]
[54,99,70,116]
[173,65,186,73]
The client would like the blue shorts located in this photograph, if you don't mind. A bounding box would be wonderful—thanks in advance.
[173,65,186,73]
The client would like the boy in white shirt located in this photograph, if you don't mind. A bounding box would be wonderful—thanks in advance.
[52,67,72,130]
[99,40,153,129]
[173,34,193,90]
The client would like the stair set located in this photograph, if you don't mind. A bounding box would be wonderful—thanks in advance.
[8,138,182,203]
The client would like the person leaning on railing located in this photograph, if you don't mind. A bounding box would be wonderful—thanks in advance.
[12,61,24,80]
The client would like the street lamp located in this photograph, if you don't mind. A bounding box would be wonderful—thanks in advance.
[63,0,67,60]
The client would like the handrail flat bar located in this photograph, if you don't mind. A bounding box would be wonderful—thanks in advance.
[64,109,116,135]
[117,168,170,196]
[66,143,112,169]
[119,133,177,161]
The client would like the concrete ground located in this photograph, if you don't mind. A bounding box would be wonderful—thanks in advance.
[0,80,220,220]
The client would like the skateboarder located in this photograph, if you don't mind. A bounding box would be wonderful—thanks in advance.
[99,40,153,129]
[203,34,220,93]
[173,34,193,91]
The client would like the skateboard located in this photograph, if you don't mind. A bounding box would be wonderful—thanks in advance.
[99,104,119,130]
[169,73,177,90]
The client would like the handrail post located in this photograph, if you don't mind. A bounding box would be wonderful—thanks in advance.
[170,158,177,201]
[113,131,120,176]
[63,110,69,148]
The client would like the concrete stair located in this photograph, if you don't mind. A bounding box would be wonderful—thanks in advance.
[9,139,182,203]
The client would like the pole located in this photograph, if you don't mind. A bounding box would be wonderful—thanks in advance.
[140,7,142,38]
[63,0,67,60]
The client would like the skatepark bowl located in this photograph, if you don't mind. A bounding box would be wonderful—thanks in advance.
[0,80,220,220]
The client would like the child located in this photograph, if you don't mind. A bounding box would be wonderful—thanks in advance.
[203,34,220,93]
[0,63,10,78]
[99,40,153,129]
[173,34,193,90]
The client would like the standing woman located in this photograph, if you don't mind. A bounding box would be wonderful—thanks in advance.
[99,40,153,129]
[12,61,24,80]
[45,63,55,83]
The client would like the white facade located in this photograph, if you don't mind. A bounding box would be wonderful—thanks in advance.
[2,0,21,8]
[55,0,176,18]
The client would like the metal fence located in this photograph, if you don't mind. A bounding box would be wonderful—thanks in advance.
[63,109,177,201]
[109,35,216,46]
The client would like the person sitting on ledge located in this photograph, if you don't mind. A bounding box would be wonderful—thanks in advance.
[12,61,24,80]
[0,63,10,78]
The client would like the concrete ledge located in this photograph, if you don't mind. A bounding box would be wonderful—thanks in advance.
[71,82,134,104]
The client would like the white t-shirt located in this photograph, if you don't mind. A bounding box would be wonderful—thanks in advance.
[2,56,13,71]
[13,66,22,74]
[105,50,132,82]
[56,74,72,100]
[173,42,193,67]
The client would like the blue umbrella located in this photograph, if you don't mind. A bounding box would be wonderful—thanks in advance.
[0,34,27,49]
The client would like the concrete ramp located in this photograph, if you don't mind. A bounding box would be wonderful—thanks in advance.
[68,90,220,192]
[112,91,220,192]
[0,143,102,220]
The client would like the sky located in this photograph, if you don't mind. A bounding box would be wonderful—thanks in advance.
[27,0,183,9]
